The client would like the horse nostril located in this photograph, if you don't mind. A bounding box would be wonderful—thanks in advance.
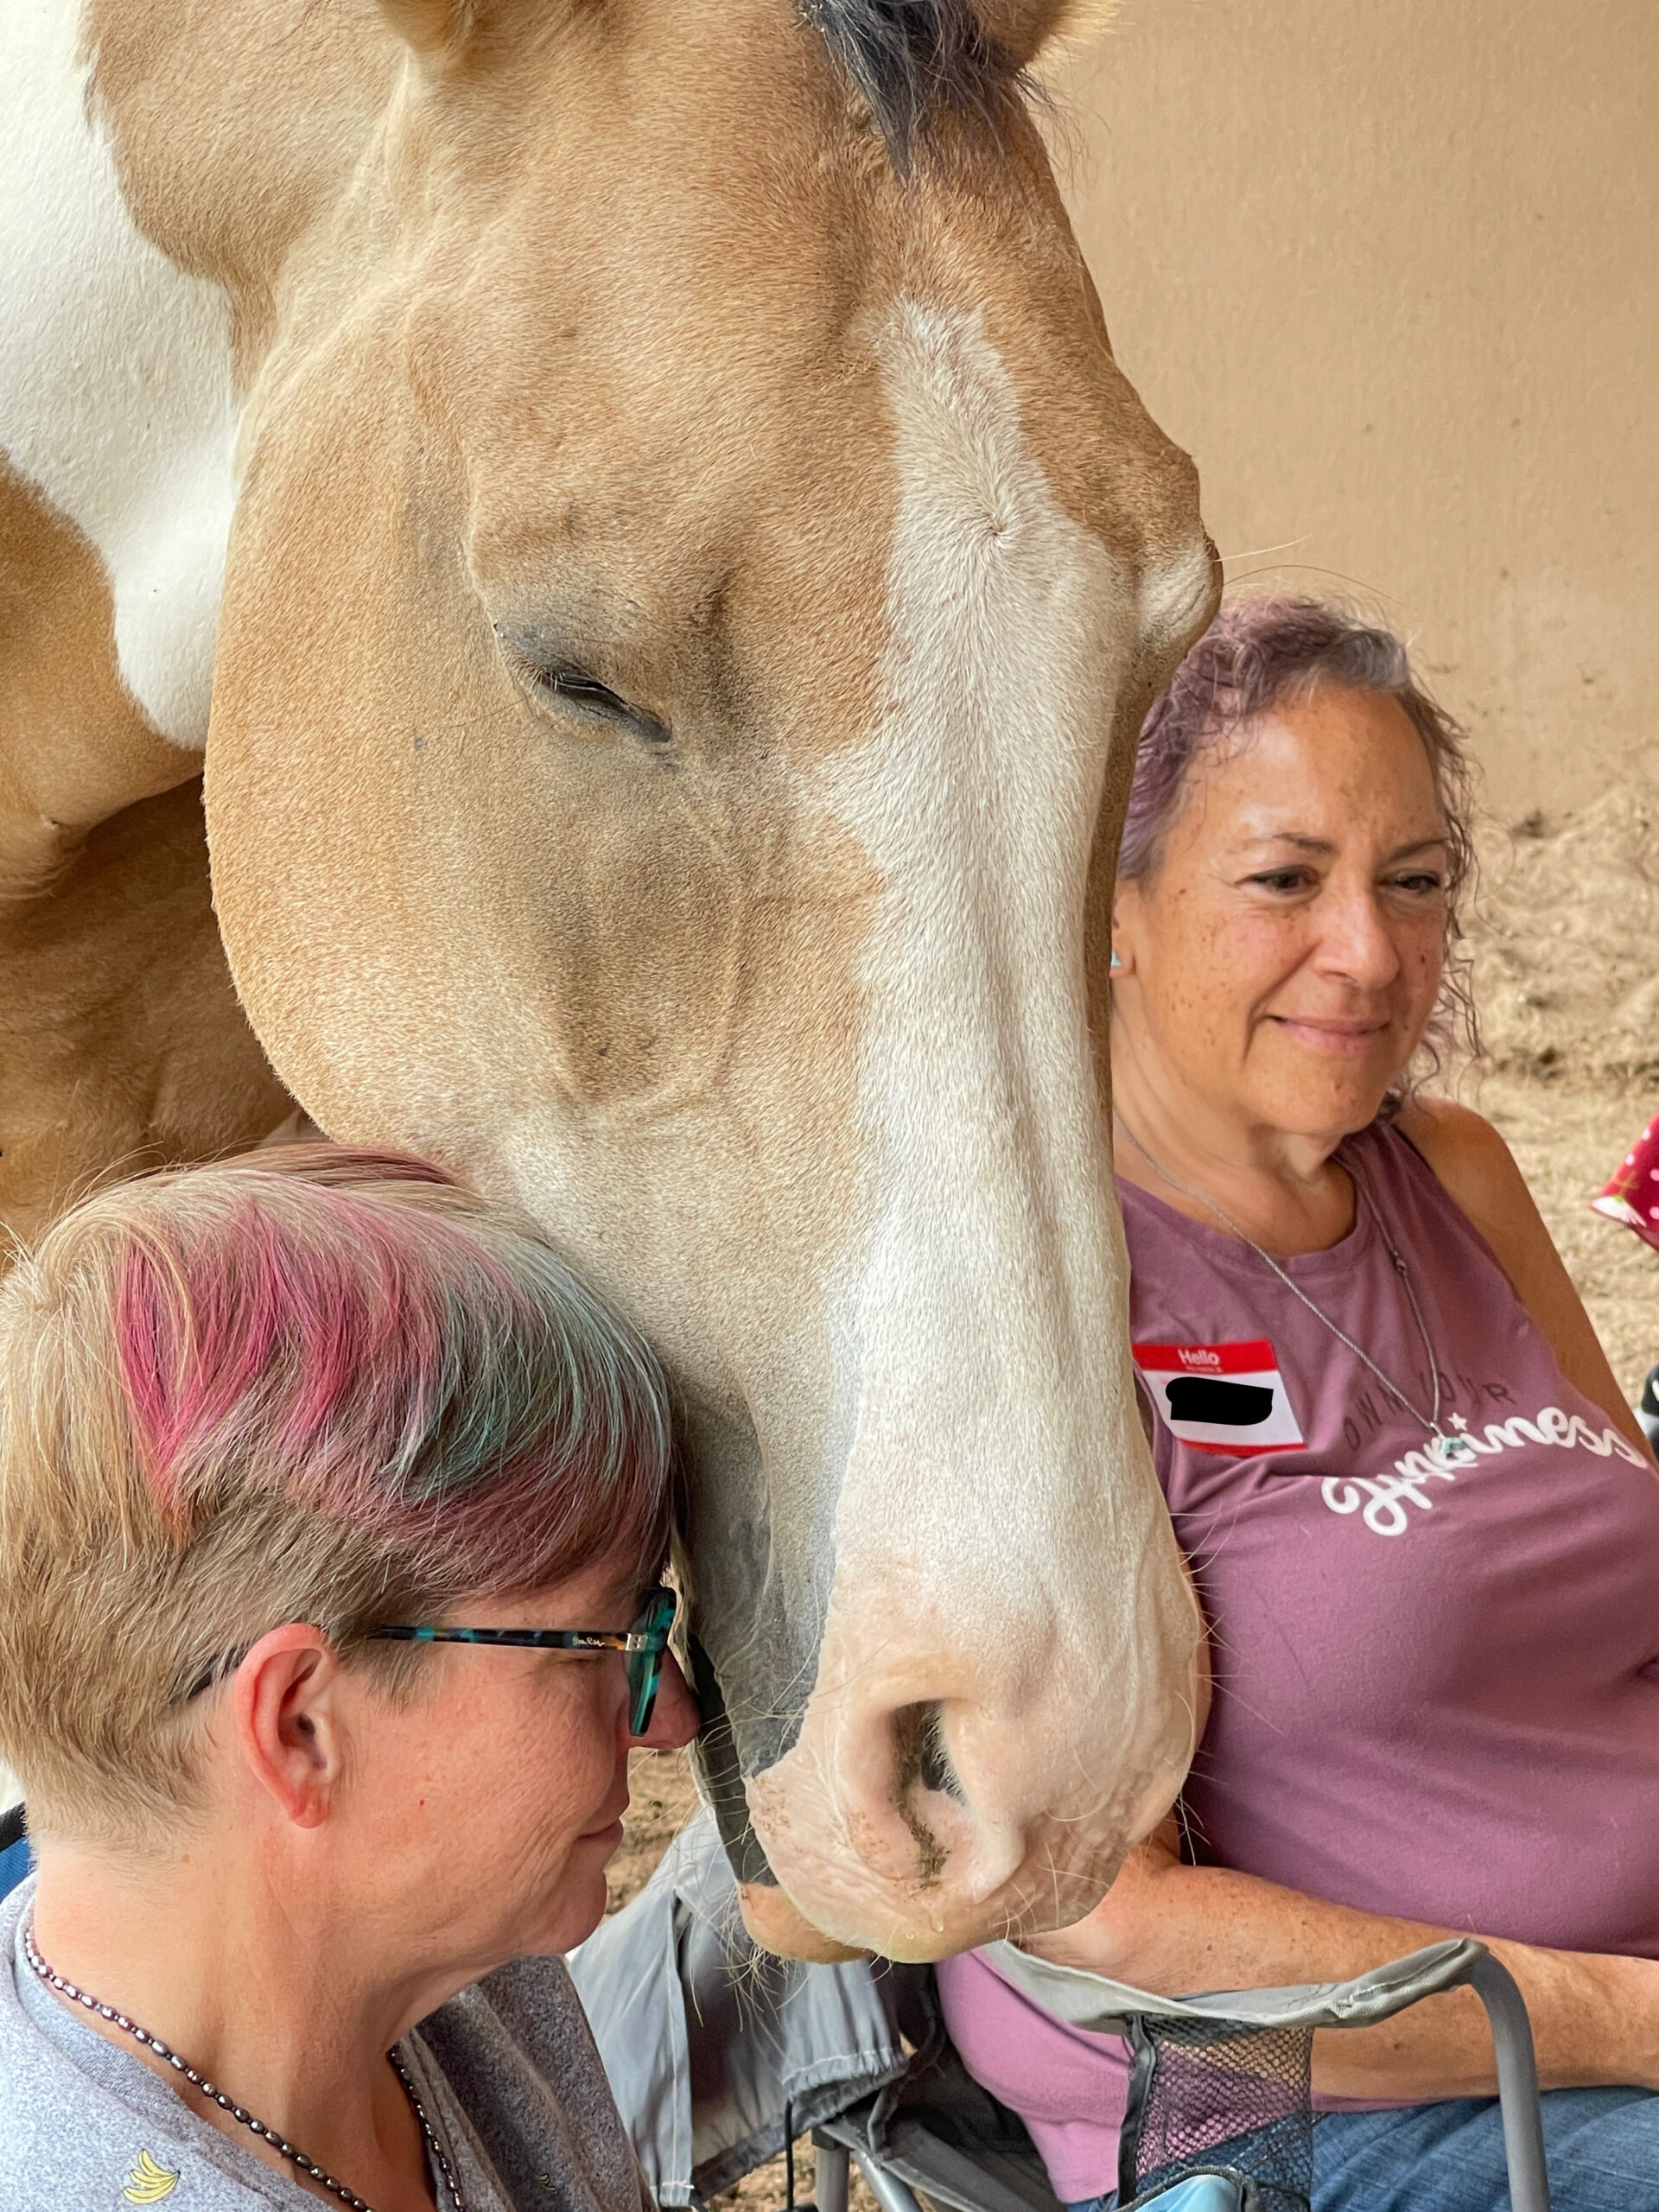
[893,1699,963,1802]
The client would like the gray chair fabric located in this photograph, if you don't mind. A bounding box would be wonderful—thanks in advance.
[570,1815,1063,2212]
[815,1995,1065,2212]
[569,1815,912,2205]
[984,1937,1489,2036]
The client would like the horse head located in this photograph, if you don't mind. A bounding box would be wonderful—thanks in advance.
[200,0,1216,1957]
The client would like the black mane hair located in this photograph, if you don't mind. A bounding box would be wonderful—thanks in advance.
[802,0,1025,171]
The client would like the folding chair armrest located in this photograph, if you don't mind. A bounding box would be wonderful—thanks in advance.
[1458,1954,1550,2212]
[989,1936,1552,2211]
[984,1936,1487,2036]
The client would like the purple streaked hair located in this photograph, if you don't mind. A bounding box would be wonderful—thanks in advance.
[1120,595,1481,1087]
[110,1146,673,1603]
[0,1145,674,1834]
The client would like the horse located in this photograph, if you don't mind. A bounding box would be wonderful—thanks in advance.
[1,0,1217,1961]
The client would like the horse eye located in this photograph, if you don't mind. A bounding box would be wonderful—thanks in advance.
[538,664,671,747]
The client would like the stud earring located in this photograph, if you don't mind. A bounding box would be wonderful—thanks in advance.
[1109,950,1124,972]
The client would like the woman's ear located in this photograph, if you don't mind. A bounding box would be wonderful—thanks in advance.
[232,1628,347,1832]
[972,0,1118,67]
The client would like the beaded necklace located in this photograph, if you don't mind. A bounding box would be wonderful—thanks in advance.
[24,1920,468,2212]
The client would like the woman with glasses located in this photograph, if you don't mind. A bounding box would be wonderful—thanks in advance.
[0,1145,697,2211]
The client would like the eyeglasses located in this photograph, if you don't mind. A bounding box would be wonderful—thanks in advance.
[369,1583,677,1738]
[181,1585,678,1738]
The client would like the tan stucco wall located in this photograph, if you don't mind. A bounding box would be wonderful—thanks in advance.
[1050,2,1658,819]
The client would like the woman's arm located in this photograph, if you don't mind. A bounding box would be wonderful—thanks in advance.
[1395,1096,1653,1461]
[1027,1819,1659,2101]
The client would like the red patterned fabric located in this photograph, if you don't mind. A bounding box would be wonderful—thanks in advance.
[1593,1113,1659,1251]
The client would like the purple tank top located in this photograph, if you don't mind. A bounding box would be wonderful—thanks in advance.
[938,1122,1659,2202]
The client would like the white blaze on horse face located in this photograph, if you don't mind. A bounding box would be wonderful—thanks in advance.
[746,303,1202,1954]
[0,0,238,749]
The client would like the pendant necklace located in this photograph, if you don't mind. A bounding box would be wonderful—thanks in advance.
[23,1920,469,2212]
[1113,1110,1478,1470]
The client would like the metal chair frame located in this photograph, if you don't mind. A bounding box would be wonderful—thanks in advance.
[810,2127,912,2212]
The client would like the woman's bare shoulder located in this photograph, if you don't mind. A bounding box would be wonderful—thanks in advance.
[1391,1094,1556,1319]
[1392,1095,1526,1231]
[1396,1098,1653,1457]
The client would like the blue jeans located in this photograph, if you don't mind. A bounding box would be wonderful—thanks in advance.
[1066,2086,1659,2211]
[1312,2089,1659,2209]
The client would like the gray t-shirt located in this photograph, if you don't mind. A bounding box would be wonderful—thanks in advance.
[0,1877,656,2212]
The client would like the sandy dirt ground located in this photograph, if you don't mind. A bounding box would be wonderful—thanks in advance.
[607,788,1659,2209]
[1463,785,1659,1402]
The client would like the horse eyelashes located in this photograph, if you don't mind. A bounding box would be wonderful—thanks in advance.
[541,664,671,748]
[546,666,631,717]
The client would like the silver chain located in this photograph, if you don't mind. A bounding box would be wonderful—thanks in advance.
[23,1920,468,2212]
[1113,1109,1476,1467]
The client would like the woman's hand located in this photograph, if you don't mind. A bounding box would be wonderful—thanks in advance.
[1021,1820,1659,2099]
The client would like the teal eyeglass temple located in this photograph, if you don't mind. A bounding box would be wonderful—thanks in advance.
[184,1585,678,1738]
[371,1584,678,1738]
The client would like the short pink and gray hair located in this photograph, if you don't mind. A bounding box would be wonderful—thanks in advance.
[1121,594,1481,1081]
[0,1147,673,1841]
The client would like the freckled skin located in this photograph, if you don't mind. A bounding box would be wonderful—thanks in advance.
[346,1560,702,1966]
[1109,684,1450,1255]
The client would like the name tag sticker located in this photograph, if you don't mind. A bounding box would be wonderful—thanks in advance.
[1133,1338,1306,1456]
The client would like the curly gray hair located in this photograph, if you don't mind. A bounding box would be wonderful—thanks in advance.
[1121,595,1481,1099]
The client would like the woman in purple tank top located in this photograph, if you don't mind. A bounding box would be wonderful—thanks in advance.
[938,601,1659,2212]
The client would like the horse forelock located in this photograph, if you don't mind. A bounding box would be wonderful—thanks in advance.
[802,0,1026,171]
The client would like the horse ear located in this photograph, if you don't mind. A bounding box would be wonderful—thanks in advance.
[972,0,1117,66]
